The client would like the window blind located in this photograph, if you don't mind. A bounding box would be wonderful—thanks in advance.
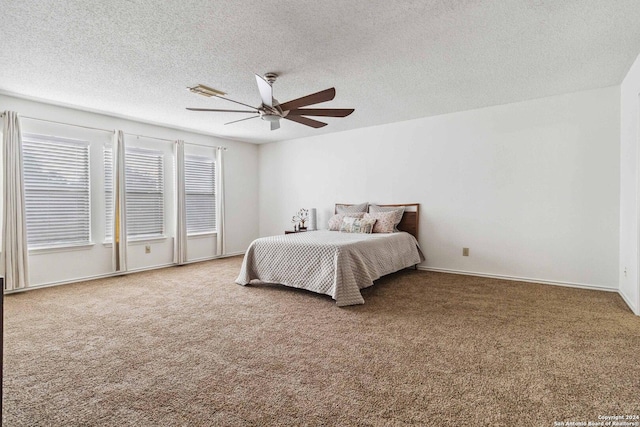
[185,155,216,234]
[125,147,164,238]
[22,134,91,248]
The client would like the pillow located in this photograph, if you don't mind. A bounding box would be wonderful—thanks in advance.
[364,211,397,233]
[336,202,368,215]
[328,212,365,231]
[368,204,405,232]
[339,217,377,234]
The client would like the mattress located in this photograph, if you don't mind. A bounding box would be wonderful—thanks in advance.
[235,230,424,306]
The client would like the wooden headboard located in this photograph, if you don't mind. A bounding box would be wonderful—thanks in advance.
[334,203,420,240]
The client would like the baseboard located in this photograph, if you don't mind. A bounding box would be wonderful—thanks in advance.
[617,289,639,315]
[5,271,120,294]
[10,258,634,315]
[181,251,245,264]
[418,266,618,293]
[5,252,246,294]
[126,263,177,274]
[217,251,245,258]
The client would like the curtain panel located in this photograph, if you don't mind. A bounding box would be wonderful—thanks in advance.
[2,111,30,290]
[112,130,127,273]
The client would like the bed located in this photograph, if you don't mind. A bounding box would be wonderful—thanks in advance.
[235,203,425,306]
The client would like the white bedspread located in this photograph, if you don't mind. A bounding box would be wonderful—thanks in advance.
[235,230,425,306]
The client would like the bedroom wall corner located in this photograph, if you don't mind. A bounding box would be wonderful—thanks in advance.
[223,140,260,255]
[619,51,640,316]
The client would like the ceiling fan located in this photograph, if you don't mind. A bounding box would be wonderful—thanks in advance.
[186,73,354,130]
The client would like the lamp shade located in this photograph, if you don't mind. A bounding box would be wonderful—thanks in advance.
[308,208,317,230]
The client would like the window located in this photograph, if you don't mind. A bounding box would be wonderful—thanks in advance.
[22,134,91,248]
[185,155,216,235]
[125,147,164,239]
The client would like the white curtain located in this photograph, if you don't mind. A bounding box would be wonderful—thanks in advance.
[112,130,128,273]
[174,140,187,264]
[216,147,226,256]
[2,111,30,290]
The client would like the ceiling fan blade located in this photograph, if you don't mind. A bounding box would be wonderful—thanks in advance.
[200,94,258,110]
[279,88,336,111]
[255,74,273,107]
[187,108,257,113]
[286,108,354,117]
[284,115,328,128]
[224,115,260,125]
[270,120,280,131]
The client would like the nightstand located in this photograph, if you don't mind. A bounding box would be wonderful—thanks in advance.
[285,229,307,234]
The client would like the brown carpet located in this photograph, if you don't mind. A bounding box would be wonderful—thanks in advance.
[2,256,639,426]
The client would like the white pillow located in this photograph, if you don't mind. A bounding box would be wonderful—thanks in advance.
[368,205,405,232]
[336,202,368,215]
[364,211,397,233]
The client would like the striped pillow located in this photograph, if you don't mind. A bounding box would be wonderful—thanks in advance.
[328,212,365,231]
[339,217,377,234]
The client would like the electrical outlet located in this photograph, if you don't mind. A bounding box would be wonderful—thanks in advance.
[145,244,151,254]
[462,247,469,256]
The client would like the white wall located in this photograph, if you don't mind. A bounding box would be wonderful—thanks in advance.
[619,52,640,315]
[1,94,259,287]
[259,87,620,290]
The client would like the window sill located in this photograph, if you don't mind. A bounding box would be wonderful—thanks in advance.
[128,236,168,244]
[29,242,96,254]
[103,236,167,247]
[187,232,218,238]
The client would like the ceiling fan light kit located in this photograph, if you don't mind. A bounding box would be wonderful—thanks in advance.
[186,73,354,131]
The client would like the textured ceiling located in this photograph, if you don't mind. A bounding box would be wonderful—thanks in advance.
[1,1,640,144]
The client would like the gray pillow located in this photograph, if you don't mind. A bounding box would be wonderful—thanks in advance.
[368,204,405,231]
[336,202,368,215]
